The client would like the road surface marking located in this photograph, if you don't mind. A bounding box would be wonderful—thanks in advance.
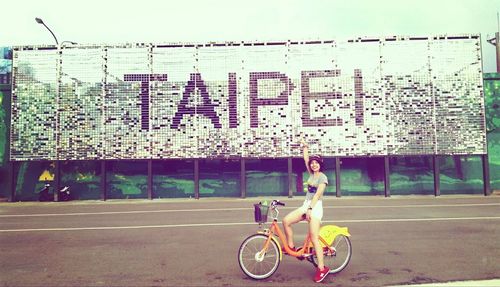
[1,203,499,218]
[1,216,500,232]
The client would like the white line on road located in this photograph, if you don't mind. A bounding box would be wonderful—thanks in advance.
[1,203,499,218]
[1,216,500,233]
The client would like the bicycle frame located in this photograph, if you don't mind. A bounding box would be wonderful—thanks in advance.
[258,220,330,260]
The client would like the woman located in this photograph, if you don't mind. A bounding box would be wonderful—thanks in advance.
[282,139,330,283]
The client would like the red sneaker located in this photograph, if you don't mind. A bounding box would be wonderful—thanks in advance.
[314,266,330,283]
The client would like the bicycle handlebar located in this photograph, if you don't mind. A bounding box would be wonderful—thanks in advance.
[268,200,286,207]
[264,200,285,221]
[274,200,285,207]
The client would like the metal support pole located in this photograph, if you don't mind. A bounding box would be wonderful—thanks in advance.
[296,166,303,196]
[9,161,16,202]
[100,161,107,201]
[194,159,199,199]
[54,161,60,202]
[496,32,500,73]
[433,156,440,196]
[288,157,293,198]
[335,157,341,197]
[482,154,491,196]
[148,160,153,199]
[384,157,390,197]
[240,158,246,198]
[487,22,500,72]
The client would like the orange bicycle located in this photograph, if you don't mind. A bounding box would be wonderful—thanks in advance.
[238,199,352,280]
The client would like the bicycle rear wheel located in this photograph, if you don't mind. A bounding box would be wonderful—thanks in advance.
[312,234,352,274]
[238,234,280,279]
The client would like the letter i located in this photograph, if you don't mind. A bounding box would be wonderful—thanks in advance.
[228,73,238,128]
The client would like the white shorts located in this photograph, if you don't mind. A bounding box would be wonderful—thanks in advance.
[300,200,323,221]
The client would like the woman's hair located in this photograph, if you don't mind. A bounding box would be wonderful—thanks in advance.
[308,155,324,171]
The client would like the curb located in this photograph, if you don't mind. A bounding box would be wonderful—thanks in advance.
[387,279,500,287]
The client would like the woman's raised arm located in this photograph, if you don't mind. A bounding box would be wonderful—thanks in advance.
[301,139,311,174]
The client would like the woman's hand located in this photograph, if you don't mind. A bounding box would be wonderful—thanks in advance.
[301,138,308,149]
[305,209,312,222]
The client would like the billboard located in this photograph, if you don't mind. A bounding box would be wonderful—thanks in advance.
[10,35,486,161]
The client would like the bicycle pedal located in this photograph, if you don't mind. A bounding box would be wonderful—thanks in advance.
[324,249,336,256]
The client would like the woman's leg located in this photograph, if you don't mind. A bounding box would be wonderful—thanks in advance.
[309,217,324,270]
[282,208,305,249]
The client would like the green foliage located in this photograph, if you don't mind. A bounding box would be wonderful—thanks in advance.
[484,74,500,190]
[246,171,289,197]
[154,177,195,198]
[484,74,500,133]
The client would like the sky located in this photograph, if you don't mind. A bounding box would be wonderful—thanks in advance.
[2,0,500,72]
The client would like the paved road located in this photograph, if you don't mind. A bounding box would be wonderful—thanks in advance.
[1,195,499,287]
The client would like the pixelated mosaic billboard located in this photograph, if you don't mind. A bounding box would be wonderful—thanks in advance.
[10,35,486,161]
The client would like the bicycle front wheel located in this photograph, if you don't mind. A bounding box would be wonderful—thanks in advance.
[238,234,280,280]
[313,234,352,274]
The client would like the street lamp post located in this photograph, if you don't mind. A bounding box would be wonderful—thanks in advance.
[33,18,79,202]
[487,32,500,73]
[35,17,59,46]
[487,13,500,73]
[35,17,61,202]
